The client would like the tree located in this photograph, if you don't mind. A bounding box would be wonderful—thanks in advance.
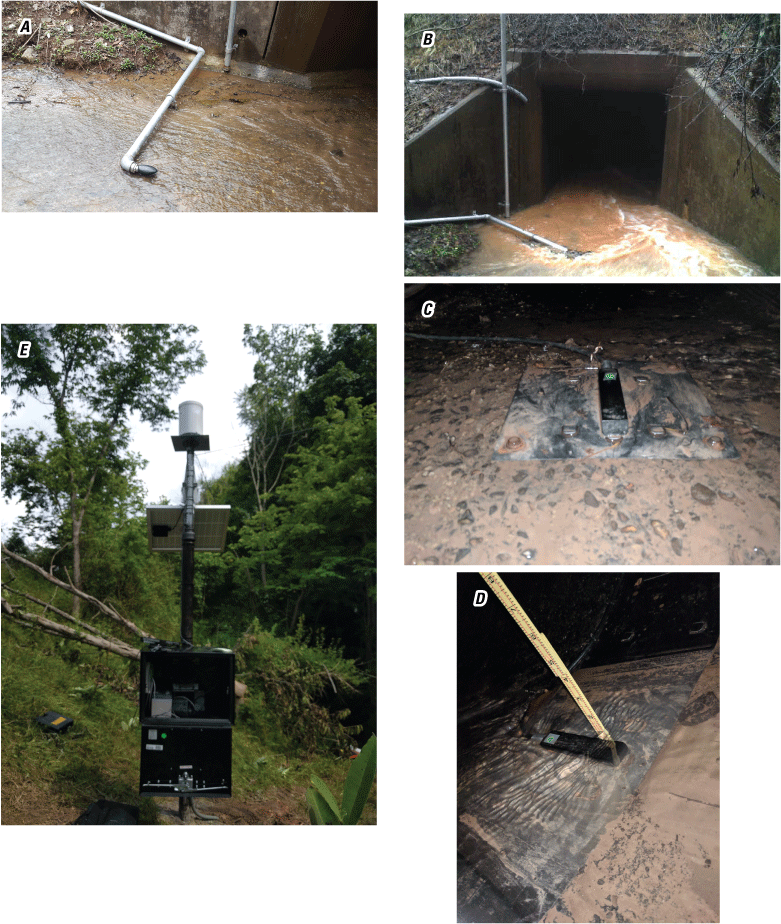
[236,324,320,586]
[2,324,206,614]
[301,324,377,420]
[248,397,377,661]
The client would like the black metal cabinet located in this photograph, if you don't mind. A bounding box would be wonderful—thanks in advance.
[139,647,234,798]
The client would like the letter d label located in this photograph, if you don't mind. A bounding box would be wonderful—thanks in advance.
[473,590,488,607]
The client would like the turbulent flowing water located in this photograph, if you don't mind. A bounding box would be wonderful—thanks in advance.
[457,170,764,276]
[2,66,377,212]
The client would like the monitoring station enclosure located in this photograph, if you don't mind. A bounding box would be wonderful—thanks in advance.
[140,646,235,798]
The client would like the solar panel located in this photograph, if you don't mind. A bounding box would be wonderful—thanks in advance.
[146,506,231,553]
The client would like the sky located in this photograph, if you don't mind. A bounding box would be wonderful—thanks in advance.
[1,323,326,537]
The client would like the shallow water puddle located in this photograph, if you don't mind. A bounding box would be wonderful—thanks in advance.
[2,67,377,212]
[457,172,763,276]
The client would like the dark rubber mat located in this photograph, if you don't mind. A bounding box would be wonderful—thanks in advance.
[457,649,713,923]
[493,359,739,460]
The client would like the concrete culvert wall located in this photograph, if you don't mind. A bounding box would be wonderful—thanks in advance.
[405,49,779,274]
[92,2,377,74]
[661,67,779,275]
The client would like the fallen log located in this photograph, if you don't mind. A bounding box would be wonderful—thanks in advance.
[2,598,141,660]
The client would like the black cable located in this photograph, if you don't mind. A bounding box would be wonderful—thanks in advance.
[404,331,593,357]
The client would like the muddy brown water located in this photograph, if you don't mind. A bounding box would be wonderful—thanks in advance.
[2,66,377,212]
[456,171,764,276]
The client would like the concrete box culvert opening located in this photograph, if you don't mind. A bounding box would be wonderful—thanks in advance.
[405,50,779,274]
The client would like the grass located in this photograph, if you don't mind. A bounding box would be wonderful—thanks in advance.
[1,569,374,825]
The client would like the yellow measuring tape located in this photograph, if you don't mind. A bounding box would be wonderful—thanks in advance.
[480,572,616,746]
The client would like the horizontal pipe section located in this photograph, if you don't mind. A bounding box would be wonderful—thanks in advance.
[409,76,528,104]
[484,215,568,253]
[79,1,205,176]
[404,214,568,253]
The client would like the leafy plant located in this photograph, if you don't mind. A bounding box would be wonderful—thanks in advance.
[306,734,376,824]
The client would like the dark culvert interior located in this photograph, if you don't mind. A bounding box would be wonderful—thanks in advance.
[542,87,668,193]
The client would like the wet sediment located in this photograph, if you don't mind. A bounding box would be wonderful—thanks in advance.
[405,285,780,566]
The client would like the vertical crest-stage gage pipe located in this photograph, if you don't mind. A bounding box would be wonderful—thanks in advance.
[500,13,510,219]
[78,1,205,177]
[224,0,238,72]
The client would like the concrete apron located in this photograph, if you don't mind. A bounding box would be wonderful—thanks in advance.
[542,641,719,923]
[457,647,716,922]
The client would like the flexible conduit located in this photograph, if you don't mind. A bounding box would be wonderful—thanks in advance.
[408,76,528,104]
[79,1,205,177]
[404,214,568,254]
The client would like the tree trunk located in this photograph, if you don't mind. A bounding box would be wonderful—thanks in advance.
[71,496,83,618]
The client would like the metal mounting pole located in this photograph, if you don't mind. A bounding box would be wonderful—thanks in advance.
[181,446,196,648]
[179,443,196,821]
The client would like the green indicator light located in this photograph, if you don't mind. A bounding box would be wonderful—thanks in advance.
[161,733,167,739]
[604,372,617,381]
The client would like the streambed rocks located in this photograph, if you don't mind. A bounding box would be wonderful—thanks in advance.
[690,483,717,505]
[405,285,779,565]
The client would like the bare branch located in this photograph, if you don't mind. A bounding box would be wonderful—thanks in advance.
[1,544,145,638]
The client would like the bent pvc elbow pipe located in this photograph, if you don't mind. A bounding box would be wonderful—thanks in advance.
[78,1,205,177]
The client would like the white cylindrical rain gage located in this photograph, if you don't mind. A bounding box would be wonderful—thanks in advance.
[179,401,204,435]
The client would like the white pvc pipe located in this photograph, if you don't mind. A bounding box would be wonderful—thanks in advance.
[79,1,205,176]
[224,0,238,72]
[404,214,568,254]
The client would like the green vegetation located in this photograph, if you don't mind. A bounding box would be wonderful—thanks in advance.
[307,735,377,824]
[1,6,170,75]
[2,325,205,620]
[405,223,480,275]
[1,614,374,824]
[1,324,376,824]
